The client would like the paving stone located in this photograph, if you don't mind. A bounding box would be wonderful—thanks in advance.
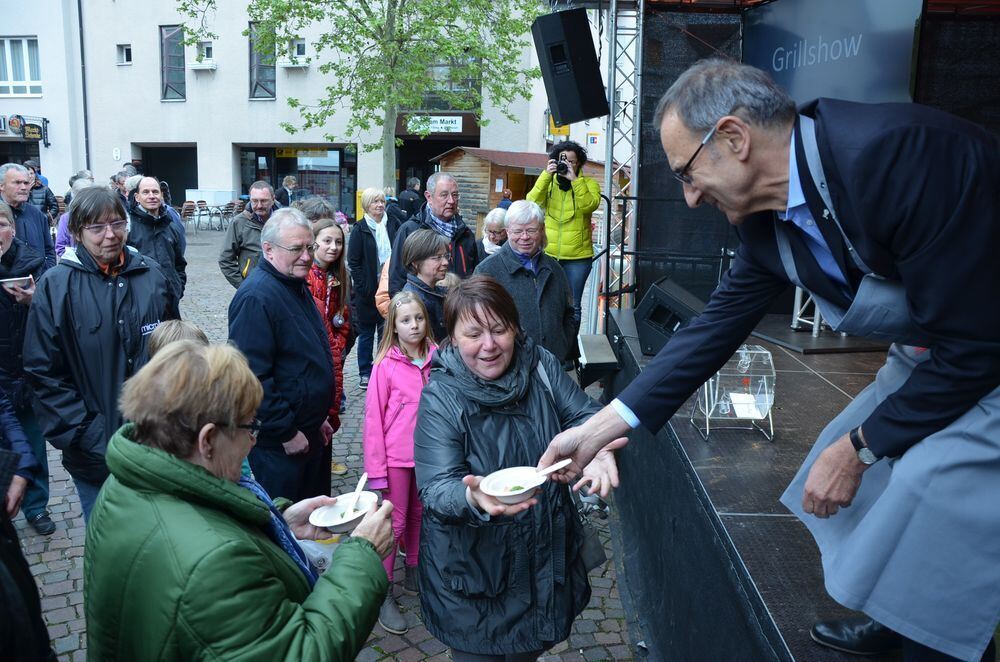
[584,646,611,661]
[354,646,383,662]
[574,619,598,634]
[595,631,623,646]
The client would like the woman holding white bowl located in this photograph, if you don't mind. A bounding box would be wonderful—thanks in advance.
[414,275,625,661]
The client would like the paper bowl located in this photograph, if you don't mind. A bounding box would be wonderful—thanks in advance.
[308,491,379,533]
[480,467,545,505]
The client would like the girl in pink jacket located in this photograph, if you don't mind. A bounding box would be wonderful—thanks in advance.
[363,291,436,635]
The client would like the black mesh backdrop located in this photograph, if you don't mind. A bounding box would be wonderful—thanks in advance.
[916,16,1000,135]
[635,12,742,303]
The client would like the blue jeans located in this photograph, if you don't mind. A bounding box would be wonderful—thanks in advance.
[14,407,49,519]
[73,478,103,523]
[355,315,384,379]
[558,257,593,323]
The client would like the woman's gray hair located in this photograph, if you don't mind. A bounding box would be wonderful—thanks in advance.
[483,207,506,229]
[124,174,143,192]
[71,177,99,195]
[653,58,796,134]
[504,200,544,229]
[260,207,311,246]
[0,163,29,180]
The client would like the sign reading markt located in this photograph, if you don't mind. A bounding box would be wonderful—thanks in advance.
[406,115,463,134]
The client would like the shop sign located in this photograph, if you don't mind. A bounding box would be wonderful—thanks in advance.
[276,148,329,158]
[7,115,24,137]
[407,115,462,134]
[22,123,42,141]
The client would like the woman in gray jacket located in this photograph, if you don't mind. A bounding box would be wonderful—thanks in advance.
[413,276,624,661]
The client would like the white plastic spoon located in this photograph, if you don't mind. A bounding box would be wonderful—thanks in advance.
[346,472,368,518]
[535,458,572,480]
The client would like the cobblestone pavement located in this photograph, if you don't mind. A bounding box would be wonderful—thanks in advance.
[14,228,634,661]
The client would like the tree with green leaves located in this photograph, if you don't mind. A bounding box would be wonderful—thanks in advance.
[177,0,543,187]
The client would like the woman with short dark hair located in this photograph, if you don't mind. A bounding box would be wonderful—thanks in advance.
[401,228,450,342]
[414,275,625,661]
[526,140,601,327]
[24,187,173,520]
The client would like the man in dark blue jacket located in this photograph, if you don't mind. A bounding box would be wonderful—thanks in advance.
[541,59,1000,661]
[228,207,335,502]
[0,164,55,271]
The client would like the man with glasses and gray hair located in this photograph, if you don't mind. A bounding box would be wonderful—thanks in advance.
[540,58,1000,662]
[0,163,55,270]
[388,172,480,296]
[228,207,336,503]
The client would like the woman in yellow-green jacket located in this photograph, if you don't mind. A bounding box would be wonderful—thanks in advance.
[526,140,601,324]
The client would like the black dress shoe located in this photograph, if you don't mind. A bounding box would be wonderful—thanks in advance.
[811,616,902,656]
[28,512,56,536]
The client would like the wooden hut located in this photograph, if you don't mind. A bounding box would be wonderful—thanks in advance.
[430,146,618,237]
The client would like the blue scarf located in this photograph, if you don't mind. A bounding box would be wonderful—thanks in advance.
[239,475,318,587]
[425,209,457,239]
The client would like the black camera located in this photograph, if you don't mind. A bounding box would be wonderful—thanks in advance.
[555,160,569,176]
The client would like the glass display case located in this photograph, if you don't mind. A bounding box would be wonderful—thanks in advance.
[690,344,775,441]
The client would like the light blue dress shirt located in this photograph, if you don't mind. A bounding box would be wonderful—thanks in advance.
[610,131,848,429]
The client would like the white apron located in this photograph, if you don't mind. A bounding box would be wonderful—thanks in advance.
[777,117,1000,661]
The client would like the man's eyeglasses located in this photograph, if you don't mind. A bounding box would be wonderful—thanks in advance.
[672,124,718,186]
[271,241,318,255]
[508,227,540,238]
[82,220,128,236]
[236,418,261,439]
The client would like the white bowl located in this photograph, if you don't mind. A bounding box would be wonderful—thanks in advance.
[480,466,546,505]
[308,491,379,533]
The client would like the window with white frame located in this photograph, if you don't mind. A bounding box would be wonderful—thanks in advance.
[0,37,43,96]
[197,41,214,61]
[117,44,132,65]
[291,38,306,58]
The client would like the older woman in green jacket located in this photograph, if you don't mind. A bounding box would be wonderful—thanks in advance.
[84,340,394,661]
[526,140,601,325]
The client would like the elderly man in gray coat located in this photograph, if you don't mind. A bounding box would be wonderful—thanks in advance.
[475,200,576,362]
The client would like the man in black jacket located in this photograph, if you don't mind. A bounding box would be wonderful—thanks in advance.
[23,161,58,221]
[1,388,56,662]
[398,177,422,218]
[540,59,1000,661]
[128,177,187,318]
[228,207,335,502]
[24,187,171,521]
[0,164,55,270]
[387,172,479,296]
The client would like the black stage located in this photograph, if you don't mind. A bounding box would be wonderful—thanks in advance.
[752,314,891,355]
[604,309,898,661]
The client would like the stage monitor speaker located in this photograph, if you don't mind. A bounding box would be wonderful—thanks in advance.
[635,277,706,356]
[531,9,610,126]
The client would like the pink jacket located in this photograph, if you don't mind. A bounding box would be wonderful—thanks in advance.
[363,344,437,490]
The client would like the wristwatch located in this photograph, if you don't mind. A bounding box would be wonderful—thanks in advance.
[849,427,878,465]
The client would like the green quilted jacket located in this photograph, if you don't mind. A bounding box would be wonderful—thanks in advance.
[84,425,387,661]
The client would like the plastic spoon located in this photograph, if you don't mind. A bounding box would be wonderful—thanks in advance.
[535,458,572,480]
[345,472,368,519]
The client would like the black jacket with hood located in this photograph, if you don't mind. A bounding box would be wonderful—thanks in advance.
[387,207,479,296]
[414,337,597,654]
[127,202,187,317]
[0,239,45,410]
[23,245,171,484]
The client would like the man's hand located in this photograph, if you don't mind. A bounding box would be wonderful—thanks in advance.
[283,495,339,540]
[282,430,310,456]
[6,475,28,519]
[352,501,395,559]
[538,405,632,485]
[802,433,869,518]
[574,437,628,498]
[320,419,334,446]
[545,159,559,175]
[463,475,538,517]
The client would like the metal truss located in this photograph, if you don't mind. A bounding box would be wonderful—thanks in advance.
[587,0,644,333]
